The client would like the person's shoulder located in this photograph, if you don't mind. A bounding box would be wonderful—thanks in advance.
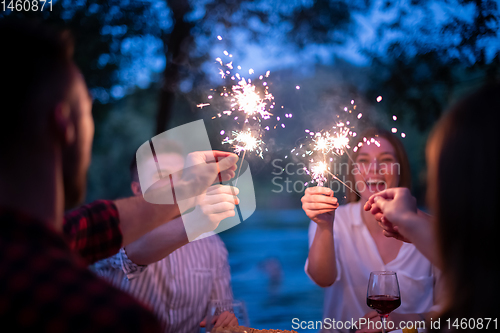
[194,234,229,263]
[0,239,161,332]
[54,260,160,329]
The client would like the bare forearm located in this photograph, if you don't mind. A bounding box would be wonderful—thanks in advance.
[399,214,440,268]
[114,196,181,247]
[125,217,188,265]
[307,222,337,287]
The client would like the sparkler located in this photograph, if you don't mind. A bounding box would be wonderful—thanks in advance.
[199,36,290,186]
[295,96,408,198]
[306,161,361,197]
[224,77,273,184]
[231,78,273,120]
[222,129,264,158]
[300,125,354,191]
[294,101,362,194]
[222,129,264,185]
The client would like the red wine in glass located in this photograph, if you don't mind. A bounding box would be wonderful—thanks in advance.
[367,295,401,315]
[366,271,401,333]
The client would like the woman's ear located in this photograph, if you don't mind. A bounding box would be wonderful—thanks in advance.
[53,101,75,145]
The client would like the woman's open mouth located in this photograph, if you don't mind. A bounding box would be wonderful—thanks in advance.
[365,179,387,192]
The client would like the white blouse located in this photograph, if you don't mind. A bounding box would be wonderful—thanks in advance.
[305,201,437,332]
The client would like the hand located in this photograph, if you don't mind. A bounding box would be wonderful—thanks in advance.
[214,311,239,328]
[377,218,412,243]
[200,311,239,328]
[363,188,418,241]
[182,185,239,241]
[143,150,238,209]
[356,311,398,333]
[301,187,338,225]
[182,150,238,190]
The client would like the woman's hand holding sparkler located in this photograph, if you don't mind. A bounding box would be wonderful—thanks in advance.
[301,187,339,225]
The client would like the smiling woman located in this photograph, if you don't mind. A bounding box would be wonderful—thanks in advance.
[300,127,438,333]
[346,128,412,203]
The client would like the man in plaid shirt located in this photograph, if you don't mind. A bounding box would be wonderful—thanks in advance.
[0,18,238,332]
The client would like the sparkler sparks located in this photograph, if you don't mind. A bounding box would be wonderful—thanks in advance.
[223,130,264,158]
[231,78,273,119]
[305,161,361,197]
[198,35,290,161]
[310,125,351,157]
[308,161,328,186]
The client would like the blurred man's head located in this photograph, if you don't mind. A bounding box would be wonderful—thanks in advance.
[129,144,184,197]
[0,18,94,208]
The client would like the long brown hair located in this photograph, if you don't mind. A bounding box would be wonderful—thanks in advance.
[346,128,412,203]
[427,83,500,323]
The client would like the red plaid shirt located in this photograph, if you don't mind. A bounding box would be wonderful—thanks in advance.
[64,200,123,265]
[0,200,161,332]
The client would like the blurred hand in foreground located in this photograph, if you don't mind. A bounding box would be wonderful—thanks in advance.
[199,311,239,328]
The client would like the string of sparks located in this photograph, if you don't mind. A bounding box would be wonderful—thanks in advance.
[197,35,291,159]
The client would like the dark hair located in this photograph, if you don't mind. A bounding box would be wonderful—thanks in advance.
[427,82,500,323]
[346,127,412,203]
[0,18,74,154]
[129,141,184,183]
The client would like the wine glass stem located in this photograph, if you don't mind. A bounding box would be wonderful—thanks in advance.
[380,315,388,333]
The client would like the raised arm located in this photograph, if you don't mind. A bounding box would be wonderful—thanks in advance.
[117,151,238,247]
[124,185,239,265]
[301,187,339,287]
[65,151,238,263]
[364,188,440,268]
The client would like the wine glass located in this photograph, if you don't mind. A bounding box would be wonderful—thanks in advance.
[205,299,249,333]
[366,271,401,333]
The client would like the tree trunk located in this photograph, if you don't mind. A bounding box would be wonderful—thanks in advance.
[155,0,194,135]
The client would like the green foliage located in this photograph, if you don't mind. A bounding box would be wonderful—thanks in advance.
[4,0,499,206]
[2,0,165,103]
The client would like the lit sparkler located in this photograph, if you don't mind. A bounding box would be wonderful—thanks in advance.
[305,161,361,197]
[309,124,351,158]
[232,78,273,120]
[306,161,328,187]
[198,36,288,163]
[223,129,264,158]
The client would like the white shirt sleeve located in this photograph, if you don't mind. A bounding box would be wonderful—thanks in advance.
[93,247,148,280]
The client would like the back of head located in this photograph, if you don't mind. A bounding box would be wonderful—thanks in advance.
[0,17,74,157]
[428,82,500,320]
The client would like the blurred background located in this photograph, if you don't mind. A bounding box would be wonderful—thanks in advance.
[3,0,499,330]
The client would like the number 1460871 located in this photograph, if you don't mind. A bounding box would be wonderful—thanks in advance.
[1,0,52,12]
